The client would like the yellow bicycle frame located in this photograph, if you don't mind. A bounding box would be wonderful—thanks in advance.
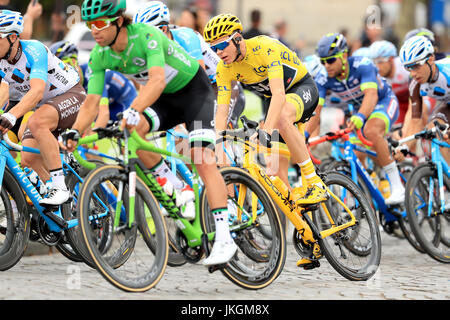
[226,136,358,249]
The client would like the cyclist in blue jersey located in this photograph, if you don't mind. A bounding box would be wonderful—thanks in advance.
[133,1,245,129]
[395,36,450,163]
[305,32,404,205]
[0,10,85,206]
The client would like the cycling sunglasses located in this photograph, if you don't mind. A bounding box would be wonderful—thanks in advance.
[210,32,237,53]
[320,53,343,65]
[404,56,430,71]
[86,17,119,31]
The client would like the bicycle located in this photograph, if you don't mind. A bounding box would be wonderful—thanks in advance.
[217,116,381,281]
[73,124,286,292]
[0,133,133,271]
[308,127,424,253]
[400,121,450,263]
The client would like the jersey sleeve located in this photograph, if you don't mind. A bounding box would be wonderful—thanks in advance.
[357,58,379,91]
[86,50,106,96]
[216,62,233,105]
[142,26,166,69]
[262,41,284,81]
[22,41,48,82]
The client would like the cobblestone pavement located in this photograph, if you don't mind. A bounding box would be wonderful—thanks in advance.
[0,230,448,301]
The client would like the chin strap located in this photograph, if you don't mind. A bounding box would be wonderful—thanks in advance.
[1,35,16,60]
[107,20,122,48]
[426,60,437,83]
[232,35,243,62]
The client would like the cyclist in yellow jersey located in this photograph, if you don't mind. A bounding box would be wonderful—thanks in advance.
[204,14,327,204]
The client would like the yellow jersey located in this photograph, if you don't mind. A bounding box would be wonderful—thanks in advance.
[216,35,309,105]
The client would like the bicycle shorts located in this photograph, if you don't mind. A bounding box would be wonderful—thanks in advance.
[287,73,319,124]
[366,91,399,134]
[143,67,216,150]
[22,82,86,140]
[429,100,450,124]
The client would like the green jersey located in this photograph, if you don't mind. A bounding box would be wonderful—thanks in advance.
[87,23,200,95]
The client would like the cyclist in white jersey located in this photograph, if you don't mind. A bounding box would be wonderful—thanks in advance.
[396,36,450,162]
[0,10,86,206]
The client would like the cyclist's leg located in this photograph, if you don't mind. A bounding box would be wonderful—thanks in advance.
[275,76,327,203]
[32,84,84,205]
[365,93,404,204]
[181,67,237,265]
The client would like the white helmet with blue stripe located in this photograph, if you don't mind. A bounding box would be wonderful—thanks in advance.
[303,55,324,78]
[133,1,170,27]
[0,10,24,34]
[399,35,434,67]
[369,40,397,59]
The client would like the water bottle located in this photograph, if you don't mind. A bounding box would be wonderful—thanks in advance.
[24,167,47,195]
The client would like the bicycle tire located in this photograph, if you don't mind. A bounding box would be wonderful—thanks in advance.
[200,166,286,290]
[405,163,450,263]
[0,168,31,271]
[77,165,169,292]
[314,172,382,281]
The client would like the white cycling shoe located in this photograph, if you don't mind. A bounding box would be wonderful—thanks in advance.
[202,240,238,266]
[39,188,70,206]
[385,188,405,206]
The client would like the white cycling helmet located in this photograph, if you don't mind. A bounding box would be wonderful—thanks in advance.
[303,54,324,78]
[369,40,397,59]
[399,35,434,67]
[133,1,170,27]
[0,10,24,34]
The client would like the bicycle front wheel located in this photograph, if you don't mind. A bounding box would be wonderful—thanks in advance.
[200,166,286,290]
[77,165,169,292]
[405,164,450,263]
[314,172,381,281]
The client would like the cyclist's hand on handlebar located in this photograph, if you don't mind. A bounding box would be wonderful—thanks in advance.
[121,107,140,130]
[60,129,81,152]
[0,112,16,134]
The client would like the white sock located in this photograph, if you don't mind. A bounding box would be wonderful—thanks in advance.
[150,160,183,189]
[383,161,404,192]
[49,168,67,191]
[212,208,233,243]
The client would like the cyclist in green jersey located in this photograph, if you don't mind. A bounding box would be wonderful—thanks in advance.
[61,0,237,265]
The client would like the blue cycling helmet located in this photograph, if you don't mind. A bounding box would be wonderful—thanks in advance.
[368,40,397,59]
[49,41,79,60]
[399,35,434,67]
[133,1,170,26]
[303,54,324,78]
[316,33,348,58]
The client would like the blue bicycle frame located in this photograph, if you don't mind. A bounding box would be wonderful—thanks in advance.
[0,138,109,233]
[342,138,407,223]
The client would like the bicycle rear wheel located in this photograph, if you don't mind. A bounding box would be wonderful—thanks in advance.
[77,165,169,292]
[405,164,450,263]
[200,166,286,290]
[313,172,381,281]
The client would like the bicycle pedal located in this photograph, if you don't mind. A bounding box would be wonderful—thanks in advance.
[208,263,227,274]
[297,258,320,270]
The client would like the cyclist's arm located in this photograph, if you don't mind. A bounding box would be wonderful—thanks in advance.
[8,78,45,119]
[263,78,285,132]
[215,64,232,131]
[129,66,165,113]
[401,82,424,149]
[92,98,110,129]
[0,81,9,109]
[72,94,102,134]
[357,87,378,118]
